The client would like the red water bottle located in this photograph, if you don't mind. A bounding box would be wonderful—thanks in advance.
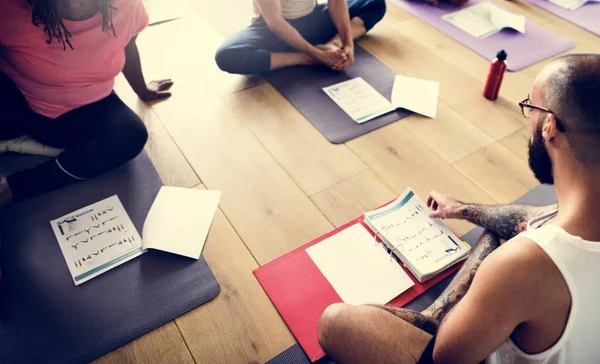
[483,50,507,101]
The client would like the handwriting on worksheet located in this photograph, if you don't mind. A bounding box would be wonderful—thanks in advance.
[50,195,144,285]
[366,191,464,268]
[387,200,461,264]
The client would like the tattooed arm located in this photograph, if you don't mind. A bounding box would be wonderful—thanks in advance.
[369,306,440,335]
[372,231,501,333]
[427,191,558,240]
[432,237,547,363]
[422,230,500,323]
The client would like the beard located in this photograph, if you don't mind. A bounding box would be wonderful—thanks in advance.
[528,124,554,185]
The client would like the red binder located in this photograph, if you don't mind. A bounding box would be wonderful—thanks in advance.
[254,215,463,362]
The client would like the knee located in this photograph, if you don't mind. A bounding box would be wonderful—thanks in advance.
[318,303,353,352]
[215,46,246,75]
[372,0,387,24]
[117,116,148,159]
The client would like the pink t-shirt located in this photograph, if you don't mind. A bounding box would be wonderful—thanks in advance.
[0,0,149,119]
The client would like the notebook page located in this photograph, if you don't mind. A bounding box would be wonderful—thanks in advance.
[442,3,525,39]
[306,224,414,305]
[490,6,525,33]
[142,187,221,259]
[323,77,395,124]
[548,0,588,11]
[364,189,468,276]
[391,75,440,119]
[442,3,499,39]
[50,195,144,285]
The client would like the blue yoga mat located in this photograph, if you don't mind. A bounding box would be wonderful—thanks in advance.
[0,152,220,364]
[266,184,557,364]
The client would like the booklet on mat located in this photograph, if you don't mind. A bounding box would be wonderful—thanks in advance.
[50,187,221,285]
[306,224,415,305]
[363,188,470,282]
[548,0,599,11]
[323,76,439,123]
[442,2,526,39]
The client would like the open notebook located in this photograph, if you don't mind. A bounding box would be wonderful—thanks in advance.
[364,188,470,282]
[322,76,440,124]
[50,187,221,285]
[442,2,526,39]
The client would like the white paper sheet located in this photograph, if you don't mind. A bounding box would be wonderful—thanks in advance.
[142,187,221,259]
[548,0,590,11]
[306,224,414,305]
[50,196,144,285]
[442,3,526,39]
[392,75,440,119]
[323,77,395,124]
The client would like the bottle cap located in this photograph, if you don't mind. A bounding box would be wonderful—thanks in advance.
[496,50,507,61]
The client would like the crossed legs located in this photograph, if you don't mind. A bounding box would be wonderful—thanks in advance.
[215,0,386,75]
[318,231,502,364]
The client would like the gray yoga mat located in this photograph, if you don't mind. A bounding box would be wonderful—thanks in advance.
[266,183,557,364]
[265,46,412,144]
[0,152,220,364]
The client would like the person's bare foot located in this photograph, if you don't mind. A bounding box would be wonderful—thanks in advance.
[316,41,343,53]
[298,53,319,66]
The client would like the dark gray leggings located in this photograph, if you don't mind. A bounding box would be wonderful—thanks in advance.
[0,73,148,201]
[214,0,386,75]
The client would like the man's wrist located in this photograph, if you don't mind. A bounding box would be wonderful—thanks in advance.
[456,202,469,219]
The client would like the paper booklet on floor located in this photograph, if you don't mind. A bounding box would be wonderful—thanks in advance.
[363,188,471,282]
[323,76,440,124]
[548,0,599,11]
[442,2,526,39]
[50,187,221,285]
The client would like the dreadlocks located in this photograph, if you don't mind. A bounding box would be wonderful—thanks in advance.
[28,0,117,50]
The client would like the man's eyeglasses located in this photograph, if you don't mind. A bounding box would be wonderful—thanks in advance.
[519,97,567,133]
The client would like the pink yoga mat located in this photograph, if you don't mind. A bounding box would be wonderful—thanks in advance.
[528,0,600,37]
[392,0,574,71]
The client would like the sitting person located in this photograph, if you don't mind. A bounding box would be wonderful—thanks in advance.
[214,0,387,75]
[317,54,600,363]
[0,0,173,277]
[214,0,470,75]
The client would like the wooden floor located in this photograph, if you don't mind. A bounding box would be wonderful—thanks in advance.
[96,1,599,363]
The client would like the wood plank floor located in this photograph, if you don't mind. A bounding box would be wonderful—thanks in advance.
[96,1,594,362]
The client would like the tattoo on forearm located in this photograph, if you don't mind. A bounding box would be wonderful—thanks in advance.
[371,305,439,335]
[461,204,557,240]
[422,231,501,323]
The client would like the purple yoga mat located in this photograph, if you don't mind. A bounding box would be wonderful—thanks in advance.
[265,46,412,144]
[392,0,574,71]
[529,0,600,37]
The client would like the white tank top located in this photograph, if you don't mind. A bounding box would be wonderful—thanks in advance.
[253,0,317,20]
[486,211,600,364]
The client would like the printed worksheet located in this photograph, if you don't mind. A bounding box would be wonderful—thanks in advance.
[548,0,596,11]
[442,2,526,39]
[323,77,395,124]
[50,196,144,285]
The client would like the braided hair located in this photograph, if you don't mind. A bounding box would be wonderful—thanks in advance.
[28,0,117,50]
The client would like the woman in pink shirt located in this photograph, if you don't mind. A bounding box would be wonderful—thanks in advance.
[0,0,173,203]
[0,0,174,280]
